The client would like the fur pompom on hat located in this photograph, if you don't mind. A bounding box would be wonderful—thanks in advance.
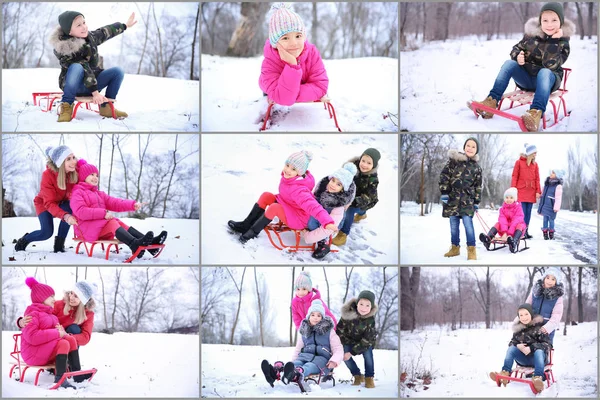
[306,299,325,319]
[268,3,306,48]
[539,2,564,27]
[329,162,358,191]
[504,187,518,202]
[286,150,313,175]
[25,277,55,304]
[45,145,73,168]
[294,271,312,291]
[77,159,99,183]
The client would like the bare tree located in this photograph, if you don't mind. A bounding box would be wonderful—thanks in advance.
[152,3,166,76]
[115,135,130,199]
[577,267,583,323]
[161,135,199,218]
[107,135,117,195]
[135,135,152,202]
[226,267,247,345]
[400,267,420,331]
[574,2,586,39]
[290,267,295,346]
[587,2,594,39]
[561,267,573,335]
[567,140,584,211]
[111,267,122,330]
[191,3,200,80]
[322,267,330,307]
[97,267,109,330]
[469,267,494,329]
[135,3,152,75]
[254,267,264,346]
[374,267,399,348]
[342,267,355,303]
[226,2,270,57]
[524,267,544,302]
[95,134,104,188]
[311,2,318,49]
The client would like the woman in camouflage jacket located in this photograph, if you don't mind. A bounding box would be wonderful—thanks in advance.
[49,11,137,122]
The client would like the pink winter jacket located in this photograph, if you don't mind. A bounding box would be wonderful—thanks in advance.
[497,201,527,236]
[275,171,335,230]
[291,288,338,330]
[292,329,344,367]
[303,206,344,244]
[21,303,61,366]
[259,39,329,106]
[70,182,136,242]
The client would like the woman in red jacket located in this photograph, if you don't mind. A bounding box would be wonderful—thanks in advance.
[511,143,541,239]
[14,145,79,253]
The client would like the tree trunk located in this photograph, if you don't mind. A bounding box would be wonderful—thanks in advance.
[135,135,151,203]
[190,3,200,80]
[524,267,541,302]
[226,2,269,57]
[577,267,583,322]
[457,267,463,328]
[227,267,247,345]
[116,137,129,199]
[96,134,103,188]
[254,267,264,346]
[162,134,179,218]
[575,2,585,39]
[136,3,151,74]
[409,267,421,331]
[420,151,425,216]
[562,267,573,335]
[587,2,594,39]
[111,268,122,329]
[290,267,295,346]
[342,267,354,303]
[152,3,166,76]
[97,267,108,329]
[311,2,318,49]
[485,267,490,329]
[107,135,116,195]
[322,267,330,307]
[400,267,411,330]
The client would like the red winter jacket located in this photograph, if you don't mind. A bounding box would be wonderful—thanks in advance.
[33,167,75,218]
[511,156,541,203]
[20,302,61,366]
[53,300,95,347]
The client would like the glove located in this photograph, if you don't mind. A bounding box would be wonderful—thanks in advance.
[474,204,479,211]
[440,195,449,204]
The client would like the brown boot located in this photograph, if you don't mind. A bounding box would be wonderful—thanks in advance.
[332,232,347,246]
[471,96,497,119]
[522,109,542,131]
[467,245,477,260]
[57,102,73,122]
[532,376,544,393]
[99,103,128,119]
[351,374,364,386]
[444,244,460,257]
[489,370,511,387]
[365,376,375,388]
[354,213,367,223]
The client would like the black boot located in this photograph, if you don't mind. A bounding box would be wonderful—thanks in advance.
[524,229,533,239]
[239,215,272,244]
[543,229,549,240]
[261,360,278,387]
[14,233,30,252]
[53,354,76,389]
[115,227,153,259]
[479,227,497,250]
[228,203,264,233]
[282,361,298,385]
[507,229,523,253]
[312,240,331,259]
[53,236,66,253]
[129,227,167,256]
[549,229,555,240]
[68,349,94,383]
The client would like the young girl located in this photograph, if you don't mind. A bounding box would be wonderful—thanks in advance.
[291,271,337,330]
[439,138,482,261]
[336,290,378,389]
[21,277,93,389]
[332,148,380,246]
[15,146,78,253]
[479,187,527,253]
[523,267,564,345]
[489,304,552,393]
[259,3,329,106]
[49,11,137,122]
[70,159,167,258]
[227,150,336,244]
[304,162,356,259]
[538,169,564,240]
[511,143,541,239]
[470,2,575,131]
[261,300,343,388]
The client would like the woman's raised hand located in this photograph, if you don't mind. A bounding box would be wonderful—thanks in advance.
[276,43,297,66]
[126,12,138,28]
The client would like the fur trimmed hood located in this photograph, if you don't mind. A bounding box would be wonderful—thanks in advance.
[340,297,378,320]
[49,25,86,56]
[448,149,480,163]
[524,17,576,38]
[299,315,334,337]
[348,156,378,176]
[533,279,565,300]
[512,314,544,333]
[314,176,356,209]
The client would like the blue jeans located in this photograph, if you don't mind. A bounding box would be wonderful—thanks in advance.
[548,330,555,345]
[343,344,374,378]
[65,324,81,334]
[307,206,345,232]
[25,201,72,242]
[488,60,556,112]
[339,207,365,235]
[449,215,475,246]
[293,359,324,376]
[502,346,546,377]
[542,216,555,230]
[62,64,125,105]
[521,202,534,227]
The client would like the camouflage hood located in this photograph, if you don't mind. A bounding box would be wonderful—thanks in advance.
[439,149,482,218]
[524,17,576,39]
[340,297,378,320]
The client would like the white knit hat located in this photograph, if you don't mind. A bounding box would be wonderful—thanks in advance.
[73,280,97,305]
[504,187,518,201]
[45,145,73,168]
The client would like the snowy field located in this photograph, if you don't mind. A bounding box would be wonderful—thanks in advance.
[400,35,598,131]
[201,55,399,132]
[201,134,398,265]
[1,68,199,132]
[1,331,199,397]
[400,202,598,265]
[201,344,398,397]
[400,322,598,398]
[2,217,199,264]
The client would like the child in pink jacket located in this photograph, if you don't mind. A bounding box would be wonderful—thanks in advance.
[292,271,338,330]
[259,3,328,106]
[70,159,167,258]
[228,150,335,244]
[479,187,527,253]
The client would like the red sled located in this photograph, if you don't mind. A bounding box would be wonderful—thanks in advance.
[494,349,556,394]
[9,333,97,390]
[264,222,339,253]
[32,91,119,119]
[475,211,529,252]
[469,67,571,131]
[260,95,342,132]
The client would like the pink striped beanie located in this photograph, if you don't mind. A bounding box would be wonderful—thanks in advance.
[268,3,306,48]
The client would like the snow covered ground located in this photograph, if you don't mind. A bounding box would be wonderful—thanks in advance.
[201,55,399,132]
[201,344,398,397]
[400,35,598,131]
[400,202,598,265]
[2,217,199,264]
[201,134,398,265]
[1,68,199,132]
[1,331,199,397]
[400,322,598,398]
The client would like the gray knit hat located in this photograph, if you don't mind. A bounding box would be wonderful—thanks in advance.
[73,280,97,305]
[45,145,73,168]
[539,2,564,27]
[361,148,381,168]
[59,11,84,35]
[358,290,376,307]
[518,303,534,319]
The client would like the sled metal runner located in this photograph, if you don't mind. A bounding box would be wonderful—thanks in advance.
[494,349,556,394]
[32,91,118,119]
[475,211,529,252]
[260,96,342,132]
[9,333,97,390]
[264,221,339,253]
[470,68,571,132]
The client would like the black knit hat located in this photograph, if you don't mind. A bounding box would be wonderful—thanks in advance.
[361,148,381,168]
[518,303,534,319]
[464,137,479,155]
[539,2,564,27]
[358,290,375,307]
[59,11,84,35]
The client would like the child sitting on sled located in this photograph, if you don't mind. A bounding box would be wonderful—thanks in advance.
[303,162,357,259]
[291,271,338,330]
[227,150,337,244]
[21,278,92,389]
[469,2,575,131]
[70,159,167,259]
[489,304,552,394]
[537,169,564,240]
[262,299,343,388]
[479,187,527,253]
[259,3,329,106]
